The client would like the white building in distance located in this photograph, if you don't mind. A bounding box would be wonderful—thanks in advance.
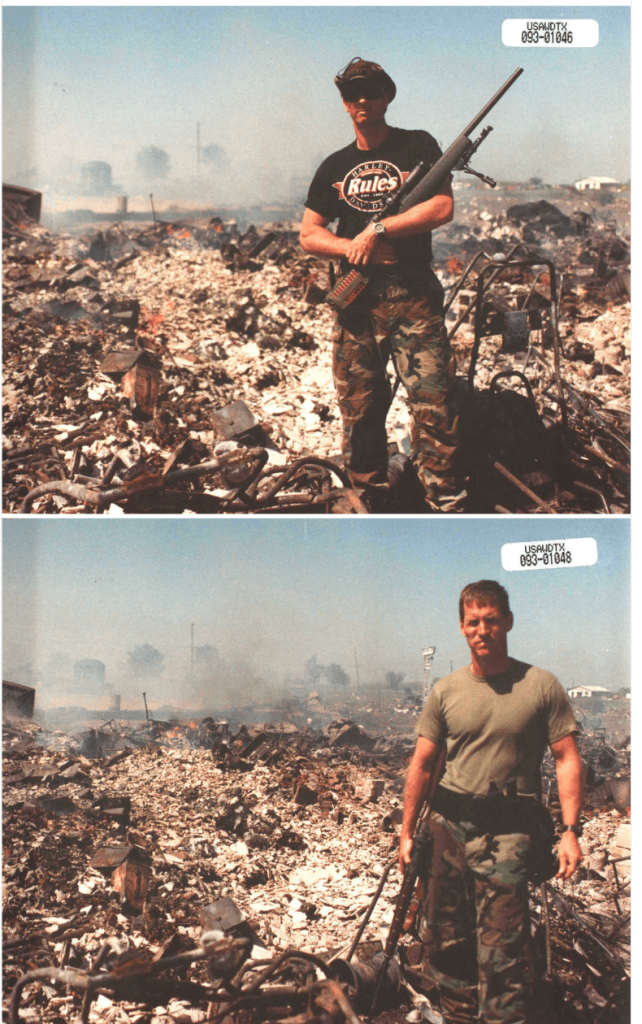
[574,176,619,191]
[567,684,611,698]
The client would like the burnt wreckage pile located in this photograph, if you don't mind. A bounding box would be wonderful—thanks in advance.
[3,702,631,1024]
[2,191,630,513]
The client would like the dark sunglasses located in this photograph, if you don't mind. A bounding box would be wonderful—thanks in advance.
[342,82,385,102]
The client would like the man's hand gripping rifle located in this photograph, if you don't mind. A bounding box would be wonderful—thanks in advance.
[327,67,524,311]
[369,746,447,1013]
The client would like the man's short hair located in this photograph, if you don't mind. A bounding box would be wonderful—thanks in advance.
[459,580,511,621]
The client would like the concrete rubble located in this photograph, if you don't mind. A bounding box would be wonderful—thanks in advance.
[2,185,630,514]
[3,692,630,1024]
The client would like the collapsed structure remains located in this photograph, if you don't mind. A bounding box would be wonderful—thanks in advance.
[2,690,631,1024]
[2,184,630,514]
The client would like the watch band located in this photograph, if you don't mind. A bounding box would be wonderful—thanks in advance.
[563,824,582,837]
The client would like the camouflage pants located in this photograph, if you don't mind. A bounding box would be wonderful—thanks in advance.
[331,269,458,496]
[417,811,533,1024]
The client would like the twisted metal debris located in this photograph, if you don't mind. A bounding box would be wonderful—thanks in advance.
[16,449,369,515]
[9,937,349,1024]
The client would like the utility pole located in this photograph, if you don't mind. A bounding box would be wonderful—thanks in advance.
[353,648,361,692]
[190,623,195,679]
[422,646,436,702]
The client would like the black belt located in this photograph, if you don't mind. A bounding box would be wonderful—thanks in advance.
[432,784,536,834]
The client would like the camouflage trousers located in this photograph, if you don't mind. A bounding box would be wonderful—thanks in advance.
[331,269,458,496]
[416,811,533,1024]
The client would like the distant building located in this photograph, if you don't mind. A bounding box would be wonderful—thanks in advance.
[574,176,619,191]
[567,685,611,698]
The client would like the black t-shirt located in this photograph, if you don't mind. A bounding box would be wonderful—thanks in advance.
[305,126,445,273]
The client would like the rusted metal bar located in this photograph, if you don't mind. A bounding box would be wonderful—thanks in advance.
[10,968,94,1024]
[584,442,629,476]
[573,479,611,514]
[447,243,524,342]
[490,369,536,404]
[493,461,555,512]
[238,949,332,993]
[327,979,364,1024]
[345,856,398,962]
[443,250,487,315]
[520,268,547,310]
[18,479,104,513]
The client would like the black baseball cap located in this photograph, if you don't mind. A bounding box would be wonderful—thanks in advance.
[334,57,397,102]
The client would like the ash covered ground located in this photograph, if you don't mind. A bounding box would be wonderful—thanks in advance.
[3,184,630,514]
[2,690,631,1024]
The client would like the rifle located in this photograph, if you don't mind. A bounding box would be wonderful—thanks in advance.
[326,67,524,311]
[370,745,447,1013]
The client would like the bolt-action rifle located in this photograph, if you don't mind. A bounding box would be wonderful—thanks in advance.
[370,746,447,1013]
[327,67,524,311]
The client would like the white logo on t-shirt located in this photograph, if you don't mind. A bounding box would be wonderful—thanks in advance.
[334,160,408,212]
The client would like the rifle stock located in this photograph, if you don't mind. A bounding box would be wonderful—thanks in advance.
[370,746,447,1012]
[326,68,523,311]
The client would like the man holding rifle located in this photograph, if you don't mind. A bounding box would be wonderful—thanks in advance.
[299,58,461,512]
[400,581,583,1024]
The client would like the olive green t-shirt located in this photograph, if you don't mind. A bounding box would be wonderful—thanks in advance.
[416,658,578,798]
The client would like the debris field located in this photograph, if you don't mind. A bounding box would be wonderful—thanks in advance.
[2,703,630,1024]
[2,187,630,514]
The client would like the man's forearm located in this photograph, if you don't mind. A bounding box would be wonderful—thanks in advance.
[400,758,433,842]
[381,192,454,239]
[300,190,453,259]
[299,225,351,259]
[556,752,583,825]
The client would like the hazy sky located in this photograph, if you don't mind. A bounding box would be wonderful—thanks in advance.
[3,517,630,706]
[2,4,631,201]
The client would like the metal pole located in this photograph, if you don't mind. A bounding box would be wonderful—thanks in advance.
[142,692,150,724]
[196,123,201,177]
[422,647,436,702]
[190,623,194,679]
[354,648,361,692]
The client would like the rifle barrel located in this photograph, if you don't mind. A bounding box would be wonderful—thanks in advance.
[462,67,524,138]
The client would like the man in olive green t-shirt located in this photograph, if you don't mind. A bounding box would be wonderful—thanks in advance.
[399,580,583,1024]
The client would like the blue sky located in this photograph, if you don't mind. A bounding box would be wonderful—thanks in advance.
[3,517,630,704]
[3,5,631,201]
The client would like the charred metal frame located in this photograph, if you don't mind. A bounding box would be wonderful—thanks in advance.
[465,254,568,431]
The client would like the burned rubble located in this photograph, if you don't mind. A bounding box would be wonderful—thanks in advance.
[3,696,630,1024]
[2,185,630,514]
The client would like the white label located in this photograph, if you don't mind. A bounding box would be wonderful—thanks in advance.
[501,538,597,572]
[502,19,599,48]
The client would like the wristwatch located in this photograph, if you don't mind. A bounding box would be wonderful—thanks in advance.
[562,824,582,837]
[372,221,387,237]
